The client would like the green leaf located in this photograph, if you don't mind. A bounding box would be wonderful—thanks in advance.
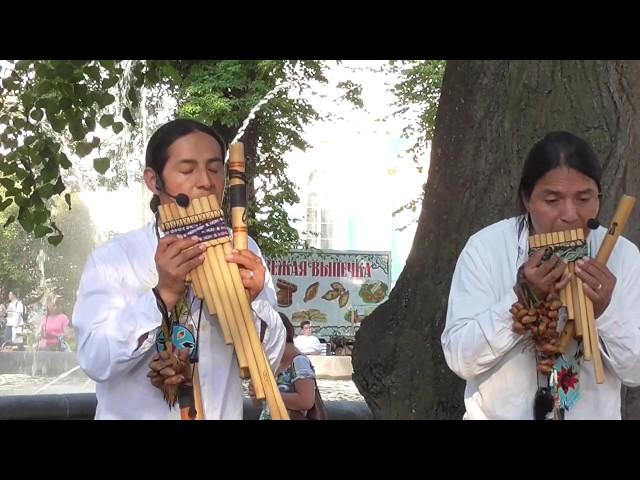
[2,162,17,175]
[54,63,75,79]
[74,83,88,99]
[101,75,119,89]
[34,62,47,75]
[47,234,63,246]
[35,97,49,110]
[33,207,47,225]
[30,189,43,206]
[53,176,65,195]
[111,122,124,134]
[84,65,101,82]
[64,193,72,210]
[145,68,159,85]
[162,64,182,84]
[4,215,15,227]
[122,107,136,126]
[21,173,34,190]
[75,142,94,158]
[99,60,116,71]
[0,177,14,190]
[69,118,85,141]
[24,135,37,147]
[15,168,28,181]
[12,117,26,129]
[98,114,114,128]
[38,183,55,199]
[34,224,53,238]
[18,208,34,232]
[85,115,96,131]
[34,62,55,78]
[49,115,66,133]
[2,78,18,90]
[34,78,53,95]
[93,157,110,174]
[15,60,31,71]
[29,108,44,122]
[96,92,116,108]
[20,91,35,110]
[0,198,12,211]
[59,96,73,111]
[41,159,59,183]
[58,153,72,169]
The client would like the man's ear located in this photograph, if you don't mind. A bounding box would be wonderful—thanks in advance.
[143,167,159,195]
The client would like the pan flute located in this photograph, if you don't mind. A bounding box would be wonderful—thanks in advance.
[529,228,605,383]
[528,194,637,385]
[157,143,289,420]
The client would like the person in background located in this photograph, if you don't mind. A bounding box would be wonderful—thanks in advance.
[294,320,324,355]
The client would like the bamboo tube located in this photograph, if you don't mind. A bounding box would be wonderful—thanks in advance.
[192,363,205,420]
[166,203,207,306]
[189,198,233,345]
[569,230,590,358]
[229,143,249,251]
[587,195,636,384]
[203,195,288,416]
[573,229,591,360]
[182,201,218,317]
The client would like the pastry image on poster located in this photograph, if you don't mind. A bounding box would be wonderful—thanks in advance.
[304,282,319,302]
[358,280,388,304]
[276,278,297,308]
[292,309,328,323]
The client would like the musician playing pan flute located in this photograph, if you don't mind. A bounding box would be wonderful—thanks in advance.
[441,131,640,419]
[72,119,286,419]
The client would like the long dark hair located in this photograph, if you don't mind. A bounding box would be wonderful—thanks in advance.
[146,118,227,212]
[279,313,295,344]
[517,131,602,214]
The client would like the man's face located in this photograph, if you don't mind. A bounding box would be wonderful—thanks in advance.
[303,324,312,336]
[145,131,225,208]
[525,166,600,236]
[8,292,15,302]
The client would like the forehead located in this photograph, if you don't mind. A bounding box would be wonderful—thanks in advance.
[166,131,223,164]
[533,166,598,194]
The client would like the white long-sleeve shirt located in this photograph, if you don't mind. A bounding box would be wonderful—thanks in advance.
[293,334,324,355]
[441,216,640,420]
[6,300,24,327]
[73,222,286,420]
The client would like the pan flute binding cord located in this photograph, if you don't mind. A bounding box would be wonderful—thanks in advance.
[151,286,199,420]
[157,142,289,420]
[521,230,593,419]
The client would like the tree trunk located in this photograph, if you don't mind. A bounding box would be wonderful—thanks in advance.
[352,60,640,419]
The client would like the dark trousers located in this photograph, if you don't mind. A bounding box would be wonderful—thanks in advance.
[2,326,12,344]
